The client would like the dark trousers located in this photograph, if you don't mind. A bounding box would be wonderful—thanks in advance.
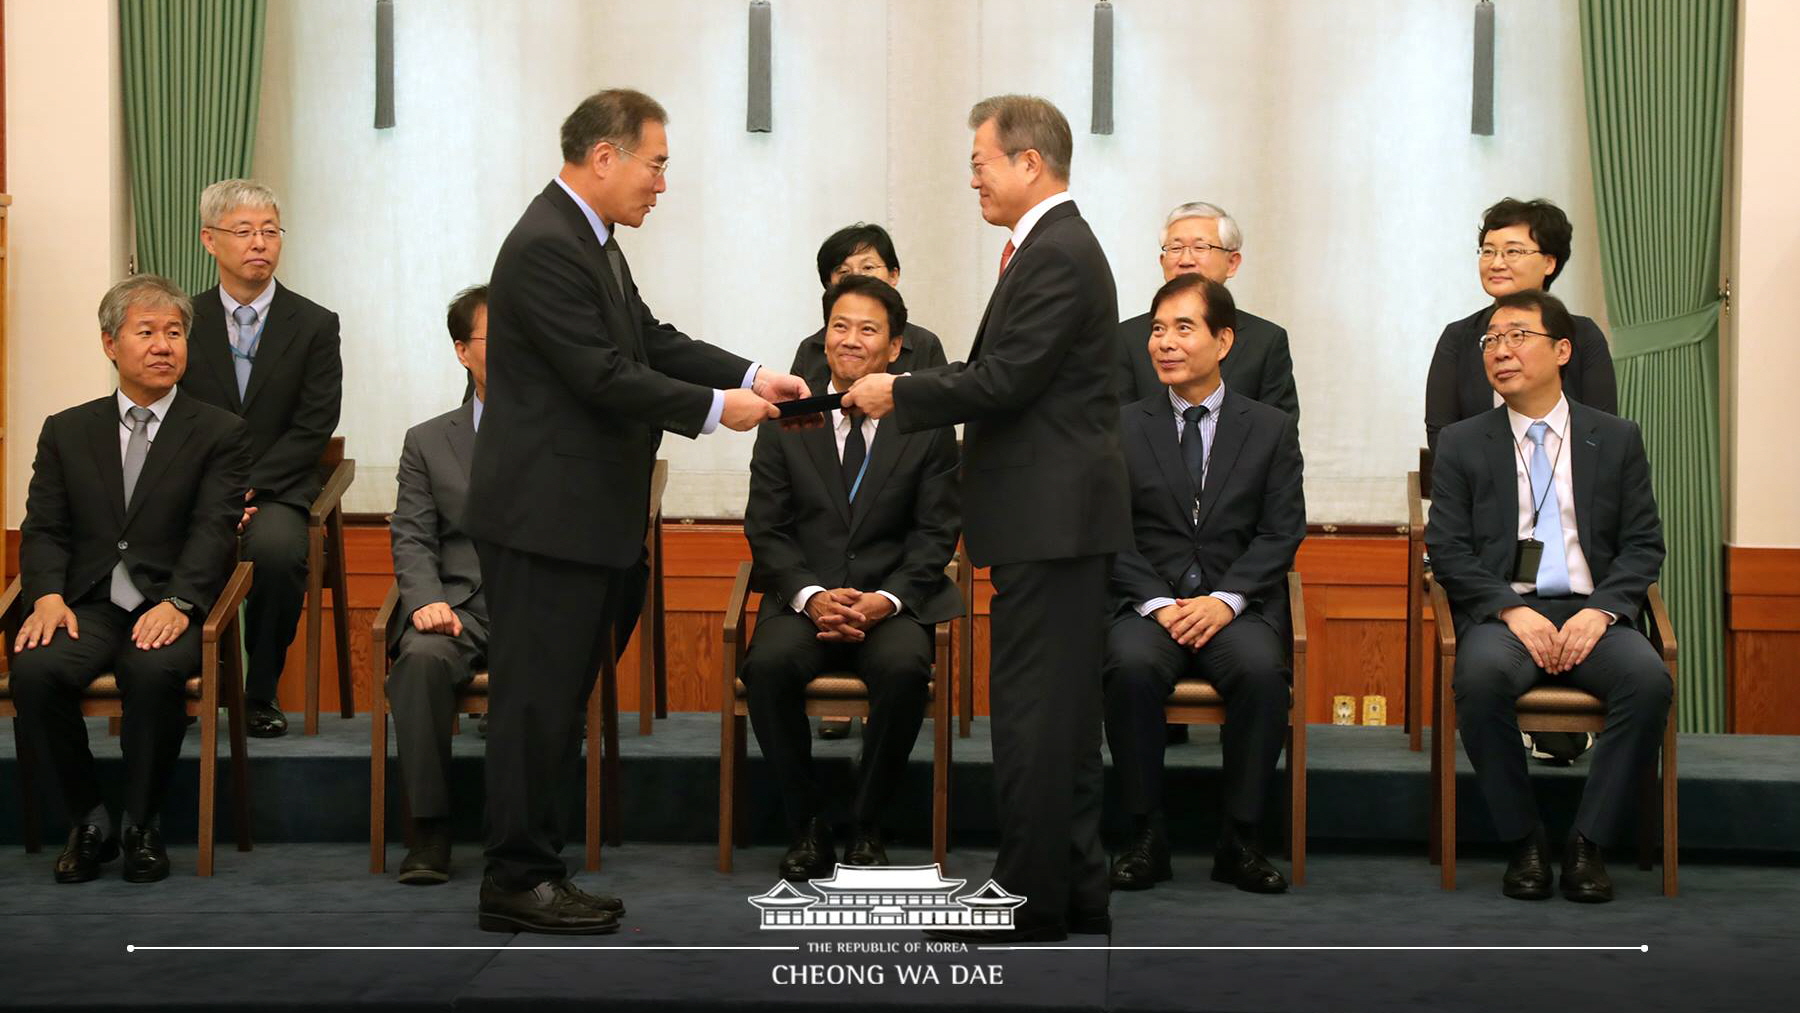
[385,609,488,820]
[9,601,201,827]
[1454,595,1672,847]
[476,540,631,890]
[741,609,931,831]
[240,501,308,703]
[987,554,1110,930]
[1102,611,1290,825]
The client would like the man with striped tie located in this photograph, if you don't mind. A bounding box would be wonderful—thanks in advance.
[1427,289,1671,904]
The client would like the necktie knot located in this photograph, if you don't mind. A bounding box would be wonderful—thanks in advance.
[1183,405,1210,425]
[232,304,258,327]
[1527,420,1549,448]
[125,406,154,431]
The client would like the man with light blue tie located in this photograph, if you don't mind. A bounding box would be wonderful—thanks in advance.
[185,179,344,739]
[1427,289,1671,904]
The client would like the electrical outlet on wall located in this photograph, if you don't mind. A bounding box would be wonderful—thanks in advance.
[1362,695,1387,726]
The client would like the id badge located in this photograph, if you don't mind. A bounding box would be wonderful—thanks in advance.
[1512,538,1544,584]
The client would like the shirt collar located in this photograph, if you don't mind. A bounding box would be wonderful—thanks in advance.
[1009,191,1074,250]
[828,379,876,432]
[471,394,485,433]
[1168,382,1225,419]
[1507,393,1570,445]
[219,279,277,320]
[116,386,179,425]
[553,176,612,247]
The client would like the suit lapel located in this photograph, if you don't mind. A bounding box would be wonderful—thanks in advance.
[604,234,647,363]
[1196,393,1249,528]
[801,421,853,528]
[847,421,903,538]
[1569,405,1599,564]
[124,395,197,525]
[1485,409,1518,538]
[1138,398,1195,526]
[241,285,297,410]
[447,400,476,471]
[90,399,128,524]
[970,199,1080,361]
[196,292,242,412]
[542,183,643,363]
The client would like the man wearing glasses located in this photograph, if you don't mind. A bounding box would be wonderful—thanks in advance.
[185,178,344,739]
[1426,289,1669,904]
[1114,202,1299,421]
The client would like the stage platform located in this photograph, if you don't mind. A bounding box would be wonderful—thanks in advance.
[3,714,1800,856]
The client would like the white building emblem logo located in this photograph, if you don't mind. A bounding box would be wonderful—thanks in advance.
[749,864,1025,931]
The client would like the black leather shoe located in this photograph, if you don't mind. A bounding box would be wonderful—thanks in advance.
[1211,837,1289,894]
[122,825,170,883]
[397,821,451,885]
[54,824,119,884]
[1503,826,1553,901]
[1561,832,1614,903]
[563,880,627,916]
[779,816,837,882]
[844,824,889,867]
[246,700,288,738]
[1109,824,1171,890]
[926,923,1068,944]
[1067,909,1112,935]
[818,717,854,740]
[1166,723,1190,745]
[478,877,620,935]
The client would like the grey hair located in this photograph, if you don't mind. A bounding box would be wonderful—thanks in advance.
[968,94,1073,181]
[98,274,193,335]
[199,178,281,226]
[1162,201,1242,252]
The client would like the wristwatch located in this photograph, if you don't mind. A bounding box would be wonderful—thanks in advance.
[162,596,195,615]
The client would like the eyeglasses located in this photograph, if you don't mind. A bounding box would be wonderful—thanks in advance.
[207,226,285,242]
[969,152,1014,176]
[1161,241,1236,259]
[1477,327,1560,353]
[614,144,670,178]
[1477,246,1542,264]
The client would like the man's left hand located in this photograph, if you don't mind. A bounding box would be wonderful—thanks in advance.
[1548,608,1611,674]
[131,602,190,651]
[845,592,895,631]
[752,368,810,403]
[1166,596,1235,650]
[840,372,897,420]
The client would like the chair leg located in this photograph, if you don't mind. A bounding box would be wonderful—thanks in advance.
[13,719,44,854]
[1436,657,1457,891]
[1662,710,1679,897]
[585,678,603,872]
[328,510,354,720]
[601,651,622,847]
[958,625,974,739]
[198,695,219,878]
[652,534,668,721]
[371,694,388,874]
[304,525,325,736]
[718,700,736,873]
[1288,720,1307,886]
[226,629,253,853]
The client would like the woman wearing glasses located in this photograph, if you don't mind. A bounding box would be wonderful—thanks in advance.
[1424,198,1617,453]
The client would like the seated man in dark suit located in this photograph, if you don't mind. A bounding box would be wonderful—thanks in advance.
[742,274,963,881]
[1115,202,1299,420]
[183,178,344,738]
[1426,289,1670,904]
[1102,274,1304,895]
[10,275,249,884]
[384,285,491,885]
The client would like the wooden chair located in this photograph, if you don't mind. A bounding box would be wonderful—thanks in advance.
[1403,446,1433,752]
[302,436,356,735]
[955,548,976,738]
[637,460,670,735]
[369,582,618,872]
[0,563,256,876]
[1428,578,1679,895]
[717,556,960,872]
[1162,571,1310,885]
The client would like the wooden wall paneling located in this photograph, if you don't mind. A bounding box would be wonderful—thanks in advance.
[1726,546,1800,734]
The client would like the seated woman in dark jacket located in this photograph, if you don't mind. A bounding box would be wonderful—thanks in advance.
[1424,198,1617,453]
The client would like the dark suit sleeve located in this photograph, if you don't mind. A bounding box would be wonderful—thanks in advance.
[1114,326,1139,406]
[1213,412,1306,601]
[632,294,756,394]
[884,427,962,611]
[390,426,446,614]
[1575,319,1619,415]
[19,416,73,606]
[1258,325,1301,422]
[1585,421,1663,622]
[1423,321,1464,455]
[167,419,251,613]
[912,326,949,369]
[892,244,1088,432]
[1110,546,1176,617]
[1425,425,1527,621]
[251,311,342,496]
[743,422,824,609]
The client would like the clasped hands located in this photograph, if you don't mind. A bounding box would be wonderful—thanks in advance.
[1151,595,1235,650]
[803,588,896,642]
[1498,605,1612,675]
[720,368,822,431]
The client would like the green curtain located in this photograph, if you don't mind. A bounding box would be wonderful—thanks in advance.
[121,0,267,297]
[1579,0,1734,732]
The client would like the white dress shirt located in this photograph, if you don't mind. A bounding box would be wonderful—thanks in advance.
[1506,394,1598,597]
[471,394,484,433]
[116,387,179,456]
[1135,383,1248,620]
[1008,190,1075,253]
[550,176,758,435]
[788,384,904,618]
[220,279,276,348]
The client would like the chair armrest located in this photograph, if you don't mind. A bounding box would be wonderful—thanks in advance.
[943,557,960,585]
[723,562,752,649]
[1286,571,1306,656]
[0,577,24,665]
[647,459,669,520]
[202,562,255,643]
[308,458,357,526]
[1406,471,1424,535]
[1645,582,1678,671]
[372,582,401,649]
[1427,576,1457,659]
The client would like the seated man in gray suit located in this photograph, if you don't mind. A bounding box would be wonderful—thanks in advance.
[384,285,490,885]
[742,275,962,881]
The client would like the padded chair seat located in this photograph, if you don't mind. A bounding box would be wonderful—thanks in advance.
[467,673,489,693]
[1168,680,1225,707]
[1516,686,1605,714]
[0,672,202,699]
[733,675,936,701]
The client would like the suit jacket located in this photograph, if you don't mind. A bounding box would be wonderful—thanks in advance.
[790,321,948,378]
[20,392,250,615]
[1111,389,1305,635]
[389,399,484,651]
[744,364,964,626]
[1425,401,1663,631]
[185,282,343,509]
[890,200,1131,566]
[1114,308,1300,421]
[1425,305,1616,453]
[466,182,753,567]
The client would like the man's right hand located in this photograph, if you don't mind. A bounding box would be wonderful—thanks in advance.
[1499,605,1560,671]
[806,588,868,642]
[411,602,463,636]
[238,489,259,534]
[16,594,78,651]
[720,388,779,432]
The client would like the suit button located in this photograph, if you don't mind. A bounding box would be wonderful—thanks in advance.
[117,540,129,551]
[847,552,857,560]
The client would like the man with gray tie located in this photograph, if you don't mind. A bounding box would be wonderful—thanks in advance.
[184,179,344,739]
